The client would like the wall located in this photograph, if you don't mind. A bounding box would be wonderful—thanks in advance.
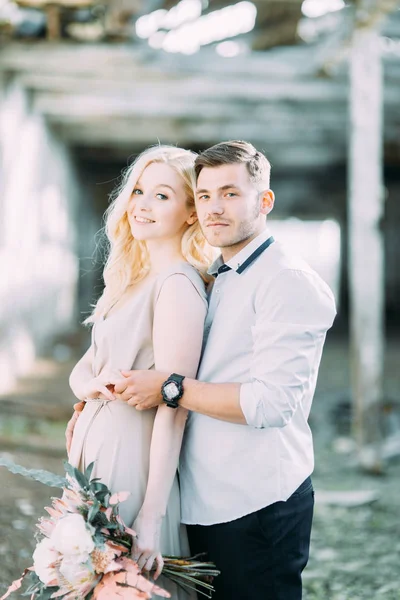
[0,80,80,393]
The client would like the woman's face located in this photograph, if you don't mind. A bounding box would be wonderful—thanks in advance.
[127,162,196,242]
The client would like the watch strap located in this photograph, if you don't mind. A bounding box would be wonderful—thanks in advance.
[169,373,185,385]
[161,373,185,408]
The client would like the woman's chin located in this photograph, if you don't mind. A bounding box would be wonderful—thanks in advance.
[129,226,157,241]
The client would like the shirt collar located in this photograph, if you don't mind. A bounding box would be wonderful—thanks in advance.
[208,228,274,277]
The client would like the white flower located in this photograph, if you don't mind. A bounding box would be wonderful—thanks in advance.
[50,513,94,562]
[59,558,95,587]
[33,537,59,585]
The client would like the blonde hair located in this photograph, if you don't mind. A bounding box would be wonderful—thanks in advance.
[86,145,213,323]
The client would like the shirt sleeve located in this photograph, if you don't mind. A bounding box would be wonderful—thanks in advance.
[239,269,337,429]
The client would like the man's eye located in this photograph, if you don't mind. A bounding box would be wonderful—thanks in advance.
[156,193,168,201]
[226,192,237,197]
[198,195,209,201]
[132,188,142,195]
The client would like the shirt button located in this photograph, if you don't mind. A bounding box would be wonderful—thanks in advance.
[215,289,220,294]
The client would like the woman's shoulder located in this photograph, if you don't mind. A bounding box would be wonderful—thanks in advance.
[155,262,208,306]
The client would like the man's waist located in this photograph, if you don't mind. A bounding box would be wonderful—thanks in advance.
[180,471,313,526]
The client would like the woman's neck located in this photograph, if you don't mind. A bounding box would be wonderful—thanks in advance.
[146,239,186,274]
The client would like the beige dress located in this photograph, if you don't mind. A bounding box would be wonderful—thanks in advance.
[69,262,207,599]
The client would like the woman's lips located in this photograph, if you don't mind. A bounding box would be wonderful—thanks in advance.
[134,216,155,224]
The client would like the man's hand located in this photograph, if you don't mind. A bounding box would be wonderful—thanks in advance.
[113,370,167,410]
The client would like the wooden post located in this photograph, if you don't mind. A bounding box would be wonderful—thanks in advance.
[46,4,61,40]
[348,20,385,472]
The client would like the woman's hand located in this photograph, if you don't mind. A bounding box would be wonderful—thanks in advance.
[131,511,164,579]
[66,369,121,455]
[83,371,121,402]
[65,401,85,456]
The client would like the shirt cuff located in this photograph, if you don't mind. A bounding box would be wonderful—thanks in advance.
[240,382,266,429]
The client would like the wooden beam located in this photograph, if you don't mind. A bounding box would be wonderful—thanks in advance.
[49,123,345,168]
[32,91,352,123]
[0,41,335,79]
[348,20,385,472]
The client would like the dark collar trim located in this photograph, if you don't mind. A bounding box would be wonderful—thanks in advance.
[236,236,275,274]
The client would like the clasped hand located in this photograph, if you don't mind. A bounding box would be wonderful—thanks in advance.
[66,369,122,455]
[113,370,166,410]
[66,370,166,454]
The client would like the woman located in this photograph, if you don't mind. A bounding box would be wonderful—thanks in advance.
[67,145,213,598]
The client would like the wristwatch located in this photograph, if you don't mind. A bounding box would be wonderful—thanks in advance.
[161,373,185,408]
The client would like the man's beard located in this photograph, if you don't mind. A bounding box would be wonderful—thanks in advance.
[217,201,261,248]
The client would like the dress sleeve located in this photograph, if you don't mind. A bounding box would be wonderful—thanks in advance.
[154,264,208,311]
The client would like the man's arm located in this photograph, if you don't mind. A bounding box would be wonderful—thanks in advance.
[238,269,336,428]
[116,269,336,427]
[133,373,246,424]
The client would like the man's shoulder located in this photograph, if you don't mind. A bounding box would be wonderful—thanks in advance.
[256,240,317,279]
[255,241,336,303]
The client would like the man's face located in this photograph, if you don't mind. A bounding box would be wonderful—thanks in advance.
[195,163,273,251]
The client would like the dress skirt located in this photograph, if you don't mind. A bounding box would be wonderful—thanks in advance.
[69,398,195,599]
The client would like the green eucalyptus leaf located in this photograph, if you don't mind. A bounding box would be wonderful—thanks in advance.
[73,467,89,490]
[88,498,100,522]
[63,461,77,480]
[93,511,109,528]
[0,457,67,488]
[90,482,109,494]
[85,461,95,482]
[22,579,41,597]
[38,586,58,600]
[94,490,109,505]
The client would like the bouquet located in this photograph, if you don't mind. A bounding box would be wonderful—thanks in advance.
[0,458,219,600]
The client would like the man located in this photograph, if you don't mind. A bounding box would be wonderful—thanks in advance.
[73,141,336,599]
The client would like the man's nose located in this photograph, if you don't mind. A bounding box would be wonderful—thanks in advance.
[209,199,224,215]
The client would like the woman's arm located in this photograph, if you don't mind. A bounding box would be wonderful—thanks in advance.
[69,345,94,401]
[132,274,207,577]
[69,344,117,402]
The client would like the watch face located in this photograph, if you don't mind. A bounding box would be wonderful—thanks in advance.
[164,382,179,400]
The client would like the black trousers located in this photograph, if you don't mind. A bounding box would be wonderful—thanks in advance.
[187,477,314,600]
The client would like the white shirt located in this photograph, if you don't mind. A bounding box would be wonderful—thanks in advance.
[180,228,337,525]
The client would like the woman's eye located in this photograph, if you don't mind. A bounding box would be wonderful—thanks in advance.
[156,193,168,201]
[199,195,209,201]
[226,192,237,197]
[132,188,142,195]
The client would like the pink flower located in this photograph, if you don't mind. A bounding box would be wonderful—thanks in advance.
[51,498,70,514]
[115,514,136,538]
[91,545,123,575]
[109,491,131,506]
[93,575,150,599]
[50,560,99,599]
[61,488,83,512]
[36,517,56,538]
[44,506,64,520]
[92,557,171,599]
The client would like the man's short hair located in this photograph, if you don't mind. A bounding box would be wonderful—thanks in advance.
[194,140,271,189]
